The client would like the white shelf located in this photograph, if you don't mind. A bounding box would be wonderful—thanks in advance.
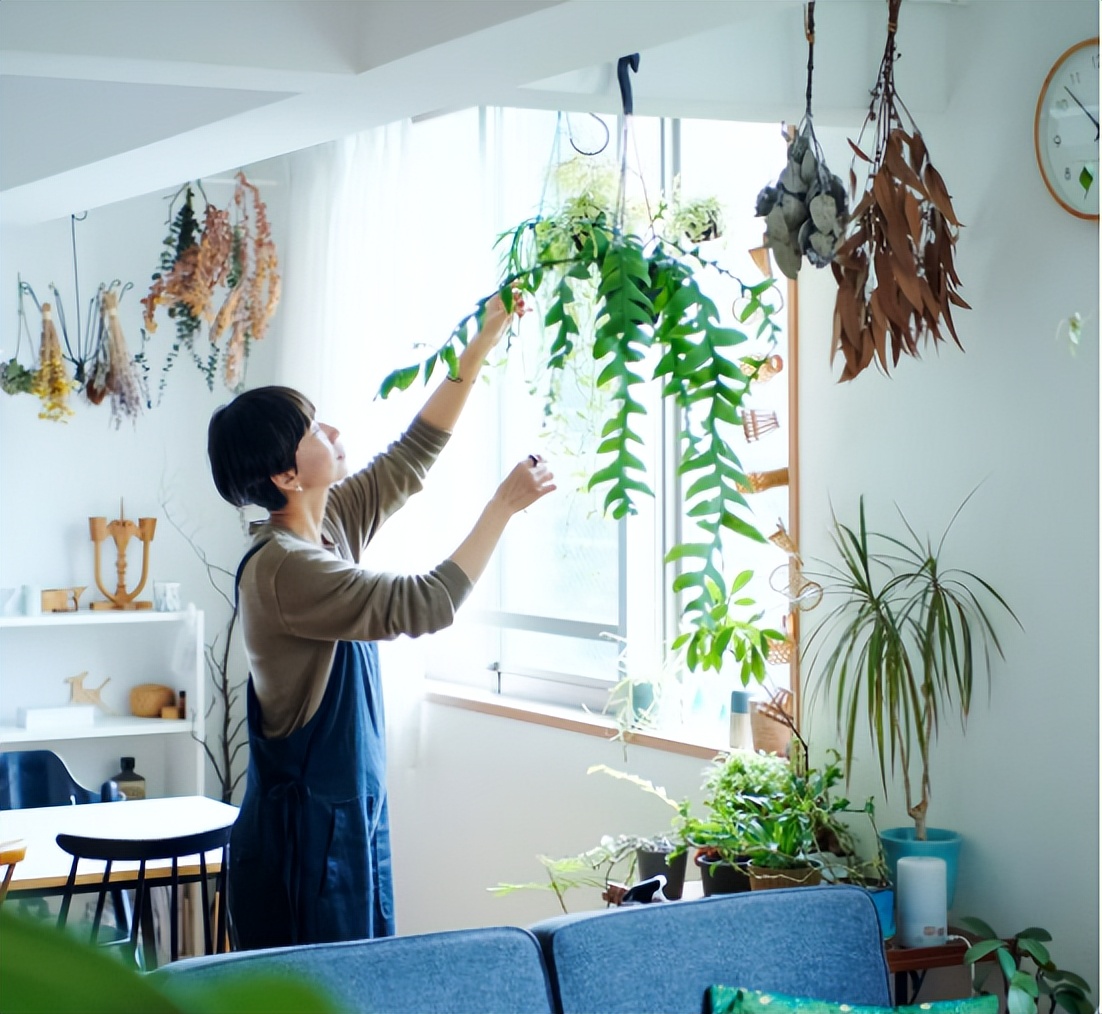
[0,716,195,744]
[0,610,192,629]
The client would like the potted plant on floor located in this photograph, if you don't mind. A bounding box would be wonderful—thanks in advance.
[803,494,1021,903]
[960,918,1094,1014]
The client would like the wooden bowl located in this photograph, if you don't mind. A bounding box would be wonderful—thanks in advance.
[130,684,176,718]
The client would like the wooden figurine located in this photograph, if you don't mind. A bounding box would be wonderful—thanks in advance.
[65,671,114,714]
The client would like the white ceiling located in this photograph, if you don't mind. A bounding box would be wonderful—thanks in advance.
[0,0,967,224]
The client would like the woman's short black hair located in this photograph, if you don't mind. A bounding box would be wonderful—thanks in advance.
[208,386,315,511]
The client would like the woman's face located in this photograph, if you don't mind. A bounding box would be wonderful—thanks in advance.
[294,420,348,490]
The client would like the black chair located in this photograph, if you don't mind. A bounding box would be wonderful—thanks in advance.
[0,750,128,932]
[56,824,232,971]
[0,750,122,808]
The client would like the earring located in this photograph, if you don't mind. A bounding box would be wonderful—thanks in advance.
[295,485,303,492]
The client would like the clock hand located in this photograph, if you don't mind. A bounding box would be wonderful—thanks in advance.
[1064,85,1100,141]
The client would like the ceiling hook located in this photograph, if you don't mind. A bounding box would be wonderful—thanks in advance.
[616,53,640,117]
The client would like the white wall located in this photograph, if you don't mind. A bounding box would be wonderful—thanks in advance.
[0,166,286,792]
[796,0,1099,985]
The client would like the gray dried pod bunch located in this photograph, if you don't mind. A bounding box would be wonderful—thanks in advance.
[755,124,847,280]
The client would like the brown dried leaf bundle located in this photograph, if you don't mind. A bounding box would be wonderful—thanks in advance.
[831,0,969,382]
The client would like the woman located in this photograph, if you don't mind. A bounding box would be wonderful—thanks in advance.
[207,293,554,948]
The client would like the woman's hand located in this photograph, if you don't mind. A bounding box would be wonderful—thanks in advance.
[477,288,529,350]
[491,454,556,515]
[447,455,556,583]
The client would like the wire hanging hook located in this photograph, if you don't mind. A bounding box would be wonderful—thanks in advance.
[566,113,610,157]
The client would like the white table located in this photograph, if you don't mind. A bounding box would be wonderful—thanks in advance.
[0,795,238,894]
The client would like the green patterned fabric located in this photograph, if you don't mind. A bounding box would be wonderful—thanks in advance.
[707,986,1000,1014]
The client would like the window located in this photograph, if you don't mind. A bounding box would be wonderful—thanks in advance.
[379,108,796,738]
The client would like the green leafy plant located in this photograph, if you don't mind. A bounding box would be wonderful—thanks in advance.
[0,907,338,1013]
[378,165,786,687]
[673,750,857,875]
[960,918,1094,1014]
[490,834,640,914]
[804,493,1020,839]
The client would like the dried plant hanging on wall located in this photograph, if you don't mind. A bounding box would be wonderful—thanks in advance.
[142,172,280,396]
[755,1,847,280]
[831,0,969,381]
[4,212,149,424]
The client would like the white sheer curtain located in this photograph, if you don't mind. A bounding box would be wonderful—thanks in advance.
[277,114,501,768]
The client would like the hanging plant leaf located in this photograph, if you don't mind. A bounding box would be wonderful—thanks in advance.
[831,0,968,381]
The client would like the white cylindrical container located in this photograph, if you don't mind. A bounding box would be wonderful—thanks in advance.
[729,690,753,750]
[21,585,41,616]
[896,856,948,947]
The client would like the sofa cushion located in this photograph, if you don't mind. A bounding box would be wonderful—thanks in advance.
[707,985,1000,1014]
[153,925,554,1014]
[530,884,892,1014]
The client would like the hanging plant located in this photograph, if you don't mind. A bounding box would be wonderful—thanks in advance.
[379,132,787,682]
[831,0,968,381]
[664,178,726,245]
[754,1,847,280]
[141,172,280,395]
[1,276,38,397]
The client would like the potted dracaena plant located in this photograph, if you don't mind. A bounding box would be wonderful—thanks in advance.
[803,492,1020,903]
[377,161,787,693]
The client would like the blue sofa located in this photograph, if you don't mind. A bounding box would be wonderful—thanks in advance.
[155,884,892,1014]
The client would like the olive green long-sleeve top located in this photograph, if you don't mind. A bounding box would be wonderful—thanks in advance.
[237,416,472,739]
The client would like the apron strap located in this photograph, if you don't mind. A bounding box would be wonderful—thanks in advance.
[234,540,271,608]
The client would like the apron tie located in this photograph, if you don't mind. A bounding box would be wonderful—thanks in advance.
[268,779,310,944]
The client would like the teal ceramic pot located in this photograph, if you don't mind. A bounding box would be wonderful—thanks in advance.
[880,827,962,907]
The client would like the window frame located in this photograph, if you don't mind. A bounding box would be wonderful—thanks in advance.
[420,107,801,738]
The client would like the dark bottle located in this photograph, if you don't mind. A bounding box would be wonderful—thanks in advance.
[112,757,146,800]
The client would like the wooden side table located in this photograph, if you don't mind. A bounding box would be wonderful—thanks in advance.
[886,934,973,1004]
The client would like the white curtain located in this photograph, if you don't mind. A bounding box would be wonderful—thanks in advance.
[278,120,436,770]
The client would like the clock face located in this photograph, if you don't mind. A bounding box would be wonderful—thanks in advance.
[1034,37,1100,220]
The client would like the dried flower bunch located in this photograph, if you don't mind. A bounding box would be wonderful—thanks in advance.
[142,172,280,393]
[93,289,145,427]
[831,0,968,381]
[4,264,148,424]
[31,302,76,421]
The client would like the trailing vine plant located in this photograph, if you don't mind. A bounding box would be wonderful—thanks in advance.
[379,158,787,686]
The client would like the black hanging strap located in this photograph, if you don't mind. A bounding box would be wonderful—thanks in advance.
[616,54,640,117]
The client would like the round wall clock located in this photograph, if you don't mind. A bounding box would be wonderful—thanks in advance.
[1034,37,1100,220]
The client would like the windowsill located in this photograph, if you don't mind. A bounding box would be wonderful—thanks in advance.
[422,680,727,760]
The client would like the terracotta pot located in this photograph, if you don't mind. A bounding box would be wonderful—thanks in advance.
[746,863,822,891]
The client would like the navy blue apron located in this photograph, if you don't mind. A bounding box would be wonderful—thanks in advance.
[228,541,395,949]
